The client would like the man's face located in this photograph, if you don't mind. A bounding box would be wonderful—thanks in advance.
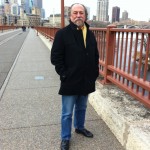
[70,4,86,28]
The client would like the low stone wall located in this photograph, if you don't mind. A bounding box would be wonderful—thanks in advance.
[89,81,150,150]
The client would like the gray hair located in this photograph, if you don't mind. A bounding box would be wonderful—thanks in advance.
[68,3,88,21]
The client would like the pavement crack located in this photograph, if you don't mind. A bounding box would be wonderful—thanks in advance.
[0,123,61,131]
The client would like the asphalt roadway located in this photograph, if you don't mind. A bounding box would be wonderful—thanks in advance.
[0,29,29,89]
[0,29,124,150]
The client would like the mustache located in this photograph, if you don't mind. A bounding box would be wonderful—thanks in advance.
[74,18,84,22]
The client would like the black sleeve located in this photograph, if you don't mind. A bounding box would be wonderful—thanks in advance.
[50,30,66,79]
[92,32,99,78]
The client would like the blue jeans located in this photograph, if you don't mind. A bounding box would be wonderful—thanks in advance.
[61,95,88,140]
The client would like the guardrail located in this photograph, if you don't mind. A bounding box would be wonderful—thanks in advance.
[35,26,59,41]
[92,25,150,108]
[35,26,150,108]
[0,25,17,32]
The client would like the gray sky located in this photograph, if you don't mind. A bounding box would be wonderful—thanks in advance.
[43,0,150,21]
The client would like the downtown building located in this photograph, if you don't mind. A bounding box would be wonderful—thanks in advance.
[19,0,40,26]
[0,0,19,25]
[33,0,42,9]
[112,6,120,23]
[20,0,43,15]
[122,10,128,21]
[10,0,19,15]
[0,0,45,25]
[96,0,109,21]
[21,0,31,14]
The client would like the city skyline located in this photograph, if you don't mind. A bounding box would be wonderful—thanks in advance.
[43,0,150,21]
[0,0,149,22]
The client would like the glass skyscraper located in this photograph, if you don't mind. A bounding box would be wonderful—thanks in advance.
[33,0,42,9]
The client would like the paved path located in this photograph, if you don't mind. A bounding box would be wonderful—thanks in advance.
[0,29,124,150]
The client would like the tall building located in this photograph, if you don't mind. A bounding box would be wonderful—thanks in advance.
[96,0,109,21]
[0,0,10,4]
[25,0,30,14]
[33,0,42,9]
[10,0,18,3]
[86,6,90,20]
[5,0,9,3]
[9,0,19,15]
[20,0,30,14]
[11,2,18,15]
[112,6,120,23]
[41,7,45,18]
[21,0,25,11]
[4,1,10,15]
[30,0,33,8]
[0,5,4,15]
[122,10,128,21]
[0,1,4,15]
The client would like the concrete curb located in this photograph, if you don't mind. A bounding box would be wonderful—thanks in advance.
[89,81,150,150]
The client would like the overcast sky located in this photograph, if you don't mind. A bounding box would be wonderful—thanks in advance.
[43,0,150,21]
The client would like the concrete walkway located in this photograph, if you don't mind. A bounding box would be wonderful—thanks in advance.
[0,29,124,150]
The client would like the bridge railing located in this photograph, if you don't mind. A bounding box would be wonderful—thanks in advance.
[0,25,17,32]
[92,25,150,108]
[36,26,150,108]
[35,26,59,41]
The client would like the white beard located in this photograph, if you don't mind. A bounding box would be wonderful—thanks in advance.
[75,19,84,28]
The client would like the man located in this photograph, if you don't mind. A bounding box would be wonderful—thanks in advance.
[51,3,99,150]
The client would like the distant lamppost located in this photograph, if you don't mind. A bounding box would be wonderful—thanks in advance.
[36,9,39,36]
[1,16,4,32]
[52,8,55,27]
[1,5,4,25]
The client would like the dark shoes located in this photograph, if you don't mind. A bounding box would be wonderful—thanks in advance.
[61,140,70,150]
[75,128,94,138]
[60,129,93,149]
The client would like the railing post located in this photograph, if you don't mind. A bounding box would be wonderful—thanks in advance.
[37,27,38,36]
[61,0,64,28]
[2,25,3,33]
[103,25,116,84]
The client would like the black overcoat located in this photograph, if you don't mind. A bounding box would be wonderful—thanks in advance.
[51,21,99,95]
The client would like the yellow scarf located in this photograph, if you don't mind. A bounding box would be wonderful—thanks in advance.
[77,24,87,48]
[82,24,87,48]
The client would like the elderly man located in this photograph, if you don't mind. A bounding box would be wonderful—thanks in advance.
[51,3,99,150]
